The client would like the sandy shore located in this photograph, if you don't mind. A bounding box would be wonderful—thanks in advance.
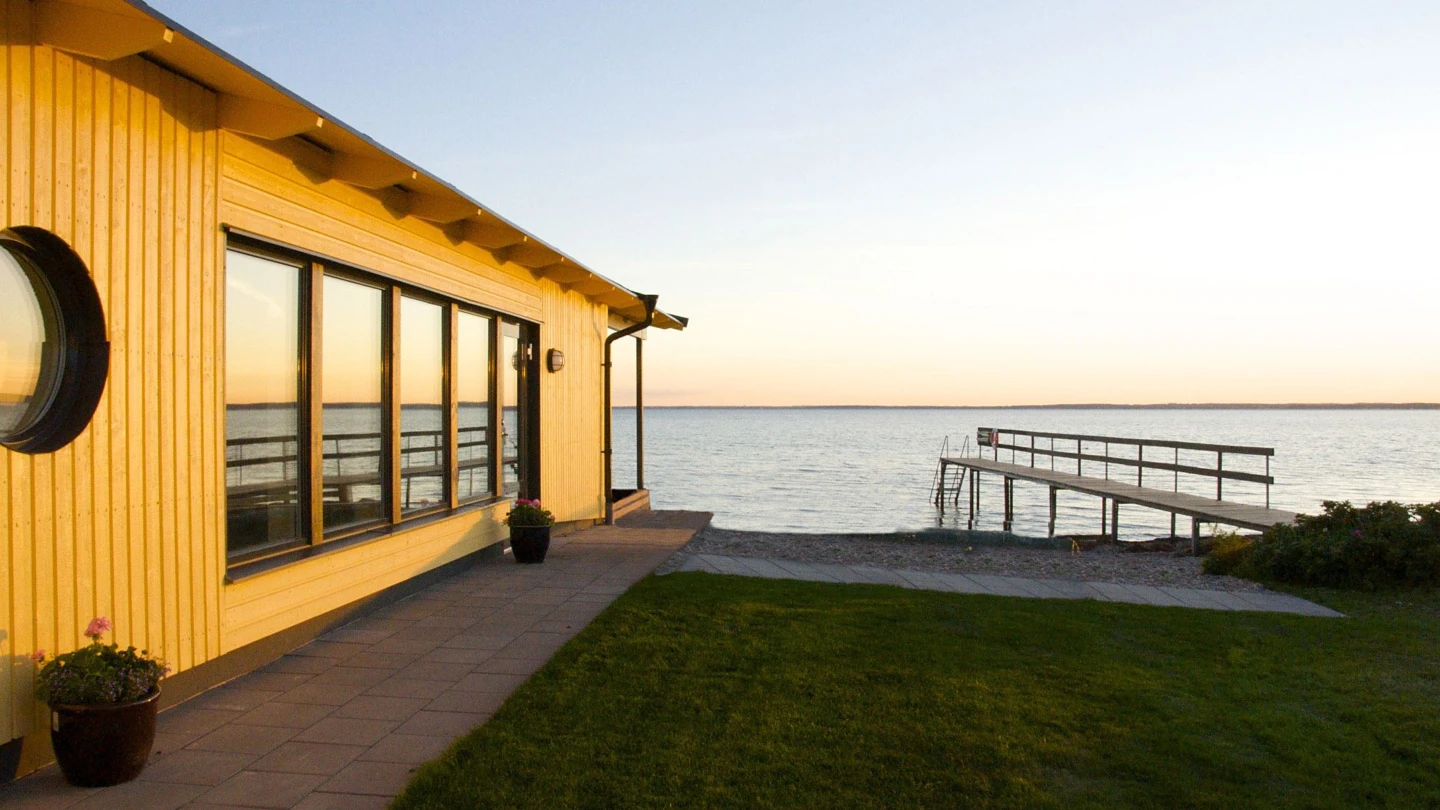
[677,526,1269,592]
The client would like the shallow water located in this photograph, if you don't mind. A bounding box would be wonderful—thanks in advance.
[611,408,1440,539]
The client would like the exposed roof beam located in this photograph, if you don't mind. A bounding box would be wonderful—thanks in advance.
[35,1,174,61]
[219,95,324,139]
[406,193,482,224]
[330,154,417,189]
[487,241,521,265]
[565,276,617,297]
[461,219,526,250]
[494,240,561,268]
[596,289,638,308]
[534,263,589,285]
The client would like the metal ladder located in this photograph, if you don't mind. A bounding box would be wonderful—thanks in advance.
[930,435,971,511]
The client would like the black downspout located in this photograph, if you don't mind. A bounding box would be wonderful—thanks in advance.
[604,294,658,524]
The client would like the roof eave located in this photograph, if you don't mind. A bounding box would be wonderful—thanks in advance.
[41,0,686,330]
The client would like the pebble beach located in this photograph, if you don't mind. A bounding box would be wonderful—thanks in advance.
[678,526,1270,593]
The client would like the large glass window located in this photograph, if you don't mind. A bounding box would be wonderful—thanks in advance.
[222,238,539,564]
[224,250,302,555]
[322,275,385,531]
[400,296,445,513]
[456,311,492,502]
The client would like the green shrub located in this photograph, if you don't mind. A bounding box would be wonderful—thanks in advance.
[1202,530,1256,576]
[1236,501,1440,590]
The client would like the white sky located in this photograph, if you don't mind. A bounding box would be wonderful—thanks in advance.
[157,0,1440,405]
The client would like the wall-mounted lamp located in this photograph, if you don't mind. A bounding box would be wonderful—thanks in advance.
[547,349,565,373]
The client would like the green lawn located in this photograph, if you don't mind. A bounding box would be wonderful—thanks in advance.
[392,574,1440,809]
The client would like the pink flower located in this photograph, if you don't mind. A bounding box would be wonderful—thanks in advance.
[84,616,112,640]
[29,650,45,662]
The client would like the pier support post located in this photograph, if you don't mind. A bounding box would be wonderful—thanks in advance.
[1003,477,1013,532]
[1100,498,1107,536]
[1111,499,1120,542]
[968,470,976,530]
[1047,486,1057,537]
[1170,512,1176,539]
[1191,517,1200,556]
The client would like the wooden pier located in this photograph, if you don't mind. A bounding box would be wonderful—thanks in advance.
[936,428,1298,553]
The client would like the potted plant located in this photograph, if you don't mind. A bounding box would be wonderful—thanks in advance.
[31,617,168,787]
[506,498,555,563]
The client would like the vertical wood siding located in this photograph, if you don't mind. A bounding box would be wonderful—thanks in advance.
[2,0,614,746]
[0,1,223,742]
[540,285,608,523]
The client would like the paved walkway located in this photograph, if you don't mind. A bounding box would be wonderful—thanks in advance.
[664,553,1343,617]
[2,514,709,810]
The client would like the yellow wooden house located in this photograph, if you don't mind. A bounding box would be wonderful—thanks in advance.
[0,0,685,780]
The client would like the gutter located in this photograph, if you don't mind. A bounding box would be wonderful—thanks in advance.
[603,294,658,524]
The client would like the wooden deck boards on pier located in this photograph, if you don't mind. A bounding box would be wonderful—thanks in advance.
[940,456,1298,532]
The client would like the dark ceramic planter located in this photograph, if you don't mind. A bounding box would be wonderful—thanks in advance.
[510,524,552,564]
[49,688,159,787]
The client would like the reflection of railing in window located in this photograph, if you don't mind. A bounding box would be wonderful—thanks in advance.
[455,425,491,501]
[226,435,300,503]
[501,406,519,493]
[224,427,489,510]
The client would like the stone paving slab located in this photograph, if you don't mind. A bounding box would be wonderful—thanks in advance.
[1,515,707,809]
[661,553,1343,618]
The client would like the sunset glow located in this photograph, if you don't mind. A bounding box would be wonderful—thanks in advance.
[169,1,1440,407]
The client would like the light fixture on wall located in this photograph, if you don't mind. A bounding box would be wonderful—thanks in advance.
[547,349,565,373]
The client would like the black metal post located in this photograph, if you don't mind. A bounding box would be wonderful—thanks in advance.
[636,335,644,491]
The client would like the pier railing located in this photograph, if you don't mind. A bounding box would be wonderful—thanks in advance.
[976,427,1274,508]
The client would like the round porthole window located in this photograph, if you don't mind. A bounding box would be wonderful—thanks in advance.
[0,227,109,454]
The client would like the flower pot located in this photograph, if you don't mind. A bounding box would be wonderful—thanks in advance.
[49,688,159,787]
[510,524,552,564]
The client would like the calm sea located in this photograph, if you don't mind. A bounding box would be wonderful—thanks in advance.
[610,408,1440,539]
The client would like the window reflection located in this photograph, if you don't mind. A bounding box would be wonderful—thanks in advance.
[224,250,301,554]
[0,247,59,435]
[456,311,492,502]
[322,275,385,530]
[223,238,541,559]
[400,297,445,513]
[501,322,521,497]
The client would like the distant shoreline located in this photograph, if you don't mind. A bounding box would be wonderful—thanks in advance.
[613,403,1440,410]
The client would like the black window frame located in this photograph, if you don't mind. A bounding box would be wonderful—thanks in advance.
[0,227,110,455]
[223,233,539,572]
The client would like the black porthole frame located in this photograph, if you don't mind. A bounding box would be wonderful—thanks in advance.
[0,227,109,455]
